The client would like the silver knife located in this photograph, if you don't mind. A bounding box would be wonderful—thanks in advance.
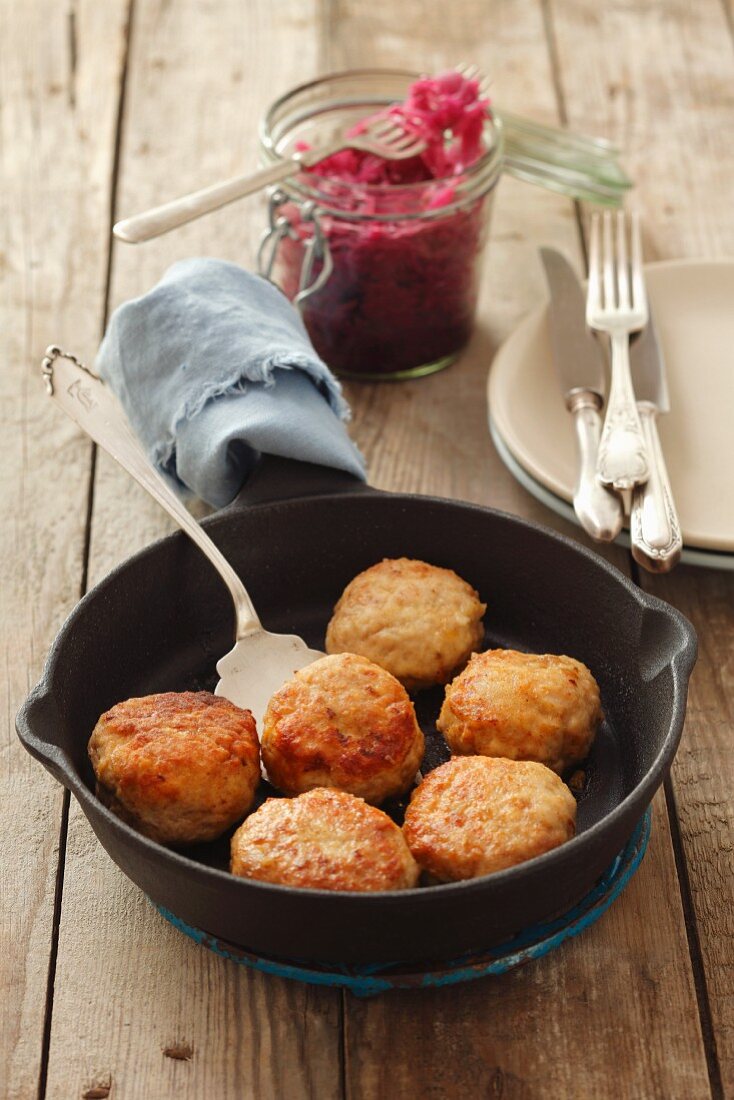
[540,248,624,542]
[629,318,682,572]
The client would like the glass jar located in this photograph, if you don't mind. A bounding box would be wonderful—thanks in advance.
[259,70,503,380]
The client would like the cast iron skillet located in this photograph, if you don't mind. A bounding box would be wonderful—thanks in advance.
[17,457,697,965]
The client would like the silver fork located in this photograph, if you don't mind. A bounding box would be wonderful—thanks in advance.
[113,117,425,244]
[587,210,650,491]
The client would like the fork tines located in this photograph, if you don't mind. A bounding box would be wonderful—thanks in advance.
[587,210,647,317]
[360,115,426,160]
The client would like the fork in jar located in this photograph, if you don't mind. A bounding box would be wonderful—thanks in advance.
[113,116,426,244]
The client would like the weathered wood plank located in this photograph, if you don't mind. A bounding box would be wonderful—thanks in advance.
[334,0,587,515]
[335,6,627,571]
[44,834,339,1100]
[550,0,734,261]
[641,568,734,1093]
[549,0,734,1090]
[43,2,342,1099]
[27,0,729,1096]
[326,1,712,1096]
[0,2,130,1096]
[345,796,708,1100]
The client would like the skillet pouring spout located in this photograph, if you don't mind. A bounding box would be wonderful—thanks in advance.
[16,460,697,965]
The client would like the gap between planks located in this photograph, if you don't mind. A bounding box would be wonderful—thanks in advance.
[664,775,725,1100]
[36,792,70,1100]
[35,2,138,1097]
[540,1,724,1091]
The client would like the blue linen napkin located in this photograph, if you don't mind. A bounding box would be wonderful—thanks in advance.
[96,258,366,508]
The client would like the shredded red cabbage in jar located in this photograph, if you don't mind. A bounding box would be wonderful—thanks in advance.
[275,72,495,378]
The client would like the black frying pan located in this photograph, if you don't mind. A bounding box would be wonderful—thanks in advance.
[16,456,696,965]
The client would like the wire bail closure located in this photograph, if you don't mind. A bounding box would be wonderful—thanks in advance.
[257,190,333,308]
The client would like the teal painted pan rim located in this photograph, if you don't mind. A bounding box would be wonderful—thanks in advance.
[154,809,651,997]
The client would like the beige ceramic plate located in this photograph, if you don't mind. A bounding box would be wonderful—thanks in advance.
[488,259,734,554]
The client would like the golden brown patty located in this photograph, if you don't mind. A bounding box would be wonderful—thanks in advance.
[88,691,260,846]
[437,649,601,774]
[231,788,419,891]
[260,653,424,805]
[325,557,486,691]
[403,755,577,882]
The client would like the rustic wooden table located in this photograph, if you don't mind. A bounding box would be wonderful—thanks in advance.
[3,1,733,1097]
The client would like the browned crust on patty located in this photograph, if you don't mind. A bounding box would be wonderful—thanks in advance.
[231,788,419,891]
[437,649,601,774]
[403,755,577,882]
[88,691,260,846]
[325,557,486,691]
[261,653,424,805]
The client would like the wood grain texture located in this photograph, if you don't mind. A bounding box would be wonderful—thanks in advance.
[44,835,339,1100]
[345,796,708,1100]
[327,1,712,1096]
[0,2,130,1096]
[549,0,734,261]
[6,0,729,1097]
[549,0,734,1090]
[642,568,734,1095]
[41,3,343,1099]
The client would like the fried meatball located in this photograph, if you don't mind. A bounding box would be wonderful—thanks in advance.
[260,653,424,805]
[88,691,260,846]
[231,788,419,891]
[325,558,486,691]
[403,755,577,882]
[437,649,601,774]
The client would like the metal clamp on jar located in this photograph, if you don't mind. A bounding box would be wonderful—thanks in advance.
[258,191,334,309]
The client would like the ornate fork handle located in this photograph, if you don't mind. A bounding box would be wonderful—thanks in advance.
[596,331,650,491]
[630,402,682,572]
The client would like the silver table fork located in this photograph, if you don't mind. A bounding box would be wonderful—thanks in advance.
[114,117,425,244]
[587,210,650,492]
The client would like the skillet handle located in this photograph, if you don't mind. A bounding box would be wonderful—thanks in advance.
[16,685,74,788]
[228,454,375,510]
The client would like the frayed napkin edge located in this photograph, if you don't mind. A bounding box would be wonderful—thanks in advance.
[149,355,353,482]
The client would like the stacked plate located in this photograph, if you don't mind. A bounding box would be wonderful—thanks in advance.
[488,260,734,570]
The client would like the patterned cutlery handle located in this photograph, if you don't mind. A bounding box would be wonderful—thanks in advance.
[596,332,650,491]
[630,402,682,572]
[567,389,624,542]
